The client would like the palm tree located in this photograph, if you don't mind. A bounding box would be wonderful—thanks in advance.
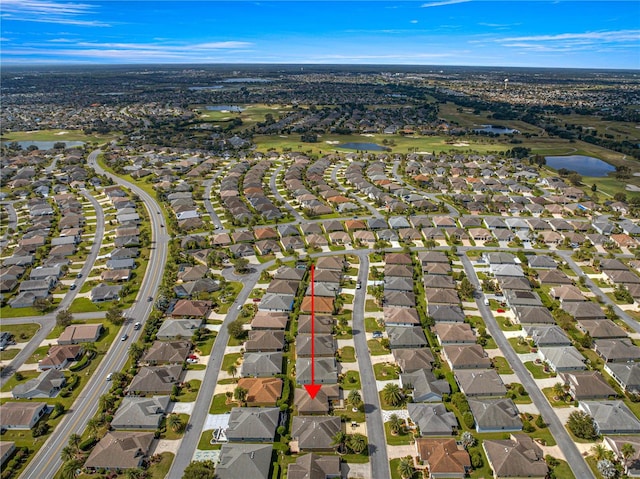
[129,342,144,362]
[332,431,347,454]
[60,446,76,462]
[397,456,416,479]
[347,433,367,454]
[347,390,363,410]
[622,443,636,469]
[68,433,82,453]
[226,363,237,379]
[86,418,101,437]
[382,383,404,407]
[591,444,608,462]
[99,394,115,413]
[234,386,248,405]
[461,431,476,450]
[60,459,82,479]
[167,414,185,433]
[552,382,566,401]
[388,414,403,435]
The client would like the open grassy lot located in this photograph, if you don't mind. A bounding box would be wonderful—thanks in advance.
[1,129,117,143]
[0,323,40,342]
[253,133,510,156]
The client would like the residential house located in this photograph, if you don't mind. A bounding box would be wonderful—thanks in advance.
[58,324,103,345]
[0,402,48,429]
[407,403,459,436]
[236,378,283,406]
[442,344,491,370]
[580,401,640,434]
[127,365,183,395]
[559,371,617,401]
[483,434,548,479]
[455,369,507,397]
[393,348,434,373]
[468,398,522,433]
[111,396,171,429]
[84,431,154,470]
[287,453,341,479]
[538,346,586,372]
[415,438,470,479]
[12,369,66,399]
[291,416,341,451]
[400,368,450,402]
[226,407,280,442]
[216,444,273,479]
[241,352,283,377]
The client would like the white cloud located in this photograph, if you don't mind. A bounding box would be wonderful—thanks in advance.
[1,0,109,26]
[410,20,419,24]
[499,30,640,43]
[421,0,470,8]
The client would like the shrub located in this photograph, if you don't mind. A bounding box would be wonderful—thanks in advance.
[470,449,483,468]
[463,412,475,429]
[535,415,546,428]
[522,420,535,433]
[79,437,97,451]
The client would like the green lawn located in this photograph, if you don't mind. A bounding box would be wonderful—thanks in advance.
[1,129,116,143]
[25,345,49,364]
[492,356,514,374]
[550,458,575,479]
[374,362,400,381]
[339,346,356,363]
[365,299,382,312]
[195,331,217,356]
[209,393,234,414]
[0,323,40,342]
[177,379,201,402]
[222,352,242,371]
[1,369,40,392]
[197,430,223,450]
[341,371,361,390]
[0,305,44,318]
[0,349,20,361]
[508,337,533,354]
[367,339,390,355]
[541,387,573,407]
[68,297,102,313]
[384,422,414,446]
[365,316,382,332]
[159,413,190,440]
[524,361,556,379]
[148,452,174,479]
[496,316,522,331]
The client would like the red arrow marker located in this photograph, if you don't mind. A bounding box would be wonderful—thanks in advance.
[304,264,321,399]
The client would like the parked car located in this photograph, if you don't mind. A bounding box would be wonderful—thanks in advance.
[372,331,383,339]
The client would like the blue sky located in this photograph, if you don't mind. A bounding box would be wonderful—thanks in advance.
[1,1,639,68]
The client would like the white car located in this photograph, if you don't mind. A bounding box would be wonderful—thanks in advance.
[106,373,113,381]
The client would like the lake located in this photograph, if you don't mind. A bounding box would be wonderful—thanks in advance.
[10,140,85,150]
[337,142,389,151]
[545,155,616,177]
[473,125,519,134]
[205,105,244,112]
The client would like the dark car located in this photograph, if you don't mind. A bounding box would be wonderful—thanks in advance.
[147,296,153,302]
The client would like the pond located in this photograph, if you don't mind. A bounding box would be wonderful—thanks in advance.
[545,155,616,177]
[205,105,244,112]
[337,142,389,151]
[473,125,519,134]
[7,140,85,150]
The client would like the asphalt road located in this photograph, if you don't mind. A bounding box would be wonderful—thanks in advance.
[20,149,169,479]
[557,250,640,332]
[350,252,390,479]
[0,188,106,387]
[460,253,595,479]
[270,164,304,221]
[202,160,235,230]
[330,162,383,218]
[167,265,263,477]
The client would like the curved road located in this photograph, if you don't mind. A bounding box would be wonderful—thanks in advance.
[460,253,595,479]
[1,188,106,387]
[20,149,169,479]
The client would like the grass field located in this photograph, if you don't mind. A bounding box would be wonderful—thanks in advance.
[253,132,511,156]
[1,129,117,144]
